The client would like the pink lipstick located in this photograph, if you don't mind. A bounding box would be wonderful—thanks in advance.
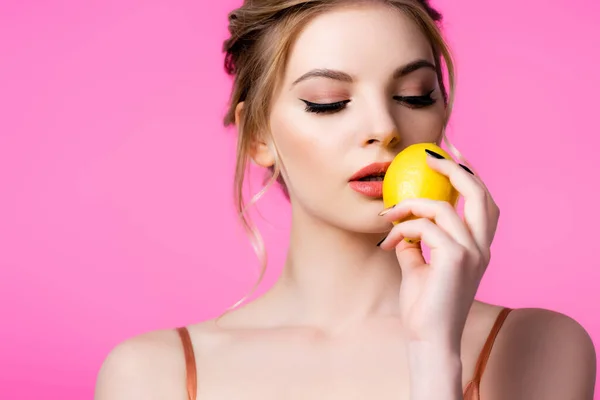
[348,161,391,198]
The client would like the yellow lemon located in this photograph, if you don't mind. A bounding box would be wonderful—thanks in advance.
[382,143,459,243]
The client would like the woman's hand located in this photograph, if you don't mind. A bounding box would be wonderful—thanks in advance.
[377,150,500,398]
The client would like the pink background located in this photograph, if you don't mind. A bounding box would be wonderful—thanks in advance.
[1,0,599,398]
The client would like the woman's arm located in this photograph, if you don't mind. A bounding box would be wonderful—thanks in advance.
[407,341,463,400]
[378,153,502,400]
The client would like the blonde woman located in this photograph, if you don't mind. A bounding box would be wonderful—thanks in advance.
[95,1,596,399]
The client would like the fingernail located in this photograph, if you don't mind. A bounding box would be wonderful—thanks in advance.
[376,235,388,247]
[378,205,395,216]
[425,149,445,159]
[459,164,475,175]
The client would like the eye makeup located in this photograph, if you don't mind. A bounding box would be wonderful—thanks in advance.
[393,88,436,108]
[300,99,351,114]
[300,88,437,114]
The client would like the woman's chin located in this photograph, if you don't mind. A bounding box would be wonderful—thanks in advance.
[346,219,392,235]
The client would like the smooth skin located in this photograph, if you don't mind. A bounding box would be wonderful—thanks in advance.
[95,3,596,399]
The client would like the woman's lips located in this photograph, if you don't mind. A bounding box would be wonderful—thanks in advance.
[349,162,391,181]
[348,161,390,198]
[349,180,383,197]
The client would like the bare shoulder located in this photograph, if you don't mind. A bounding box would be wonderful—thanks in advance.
[481,306,597,400]
[94,328,191,400]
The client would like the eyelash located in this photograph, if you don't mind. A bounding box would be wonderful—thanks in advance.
[301,89,436,114]
[301,99,351,114]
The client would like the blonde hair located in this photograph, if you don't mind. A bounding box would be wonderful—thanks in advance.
[220,0,466,313]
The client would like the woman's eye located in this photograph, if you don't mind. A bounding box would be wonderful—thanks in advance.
[301,99,350,114]
[300,89,436,114]
[393,89,436,108]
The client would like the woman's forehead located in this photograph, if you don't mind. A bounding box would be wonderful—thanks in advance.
[283,4,435,85]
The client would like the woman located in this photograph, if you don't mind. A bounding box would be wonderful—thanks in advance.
[95,1,596,399]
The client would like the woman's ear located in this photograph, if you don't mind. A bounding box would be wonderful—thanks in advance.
[235,102,276,168]
[234,101,244,127]
[251,140,276,168]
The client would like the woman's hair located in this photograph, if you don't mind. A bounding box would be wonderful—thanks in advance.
[220,0,465,310]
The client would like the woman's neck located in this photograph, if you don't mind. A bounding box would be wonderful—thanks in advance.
[267,206,403,333]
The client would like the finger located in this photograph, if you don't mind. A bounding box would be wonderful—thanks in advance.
[379,218,460,270]
[380,198,476,249]
[390,238,426,272]
[425,155,497,251]
[455,165,500,222]
[378,219,425,271]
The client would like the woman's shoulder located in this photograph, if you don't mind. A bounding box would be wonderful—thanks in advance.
[94,328,185,399]
[94,320,221,400]
[472,301,594,342]
[489,304,595,357]
[474,302,596,398]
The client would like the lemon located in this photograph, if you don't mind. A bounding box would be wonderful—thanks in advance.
[382,143,459,243]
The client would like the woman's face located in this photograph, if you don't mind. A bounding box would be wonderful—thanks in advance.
[267,3,446,233]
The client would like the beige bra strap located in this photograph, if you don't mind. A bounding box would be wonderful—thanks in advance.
[463,308,513,399]
[472,307,513,383]
[177,327,197,400]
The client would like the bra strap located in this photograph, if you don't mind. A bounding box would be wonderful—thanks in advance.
[472,307,513,383]
[177,327,197,400]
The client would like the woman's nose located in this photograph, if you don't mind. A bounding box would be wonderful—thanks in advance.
[362,107,400,148]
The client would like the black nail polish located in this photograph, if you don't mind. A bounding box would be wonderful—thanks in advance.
[425,149,445,159]
[459,164,475,175]
[376,235,388,247]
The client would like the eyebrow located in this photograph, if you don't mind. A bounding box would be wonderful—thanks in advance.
[291,59,437,86]
[393,59,436,79]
